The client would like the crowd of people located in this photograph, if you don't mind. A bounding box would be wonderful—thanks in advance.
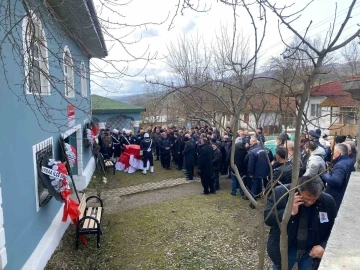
[96,124,357,270]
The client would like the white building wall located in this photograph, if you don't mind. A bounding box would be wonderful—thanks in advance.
[239,112,279,130]
[305,96,333,135]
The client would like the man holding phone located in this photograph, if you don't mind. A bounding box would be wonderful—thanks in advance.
[264,176,337,270]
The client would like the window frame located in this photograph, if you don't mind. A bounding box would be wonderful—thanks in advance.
[22,12,50,95]
[32,137,54,212]
[310,104,321,117]
[63,46,75,98]
[80,61,87,97]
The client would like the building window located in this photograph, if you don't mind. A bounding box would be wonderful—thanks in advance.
[310,104,321,117]
[64,46,75,98]
[22,12,50,95]
[32,137,54,211]
[80,62,87,97]
[339,107,357,124]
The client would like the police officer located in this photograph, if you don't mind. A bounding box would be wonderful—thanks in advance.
[140,133,154,174]
[111,129,122,158]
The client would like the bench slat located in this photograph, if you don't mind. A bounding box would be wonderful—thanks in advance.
[78,194,87,220]
[94,207,102,229]
[88,208,96,228]
[82,207,93,229]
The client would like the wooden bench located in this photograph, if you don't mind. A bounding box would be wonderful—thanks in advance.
[76,193,104,249]
[99,153,115,175]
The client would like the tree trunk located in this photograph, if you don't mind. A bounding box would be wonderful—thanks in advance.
[279,56,324,270]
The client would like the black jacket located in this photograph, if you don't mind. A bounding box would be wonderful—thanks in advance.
[323,154,355,208]
[198,144,213,176]
[159,137,172,154]
[212,147,223,171]
[135,133,145,145]
[183,142,195,167]
[174,136,185,154]
[271,161,293,185]
[231,142,247,174]
[140,138,153,153]
[264,185,337,269]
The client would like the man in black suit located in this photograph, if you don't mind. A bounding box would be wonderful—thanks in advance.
[198,138,215,194]
[183,137,195,180]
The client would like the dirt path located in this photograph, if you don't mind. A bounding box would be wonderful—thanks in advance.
[93,177,232,213]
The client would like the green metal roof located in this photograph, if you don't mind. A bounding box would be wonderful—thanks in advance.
[91,95,146,114]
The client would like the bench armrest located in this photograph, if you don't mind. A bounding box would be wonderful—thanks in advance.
[86,195,104,207]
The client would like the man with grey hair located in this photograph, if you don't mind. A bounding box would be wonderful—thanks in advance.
[322,143,355,209]
[265,176,337,270]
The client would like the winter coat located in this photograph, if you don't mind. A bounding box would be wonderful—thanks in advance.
[256,133,266,143]
[174,136,185,154]
[212,148,223,171]
[159,137,172,154]
[271,161,293,185]
[265,184,337,269]
[154,132,161,146]
[198,144,213,176]
[231,142,248,174]
[303,147,326,178]
[135,133,144,145]
[248,144,274,178]
[140,138,153,153]
[121,135,135,146]
[324,146,332,163]
[323,154,355,208]
[183,142,195,167]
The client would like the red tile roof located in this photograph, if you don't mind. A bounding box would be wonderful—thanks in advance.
[319,96,360,107]
[311,81,346,96]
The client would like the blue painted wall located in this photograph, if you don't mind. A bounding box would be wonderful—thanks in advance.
[0,2,94,269]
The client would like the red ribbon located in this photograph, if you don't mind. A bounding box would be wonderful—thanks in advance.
[61,190,81,222]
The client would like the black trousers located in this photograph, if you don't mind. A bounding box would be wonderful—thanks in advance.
[186,165,194,179]
[177,154,183,169]
[161,152,171,168]
[200,172,215,193]
[155,146,160,160]
[143,152,154,168]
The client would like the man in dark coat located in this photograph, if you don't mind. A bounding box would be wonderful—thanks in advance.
[153,128,161,160]
[159,132,172,169]
[230,137,248,197]
[270,146,293,186]
[248,136,274,203]
[211,139,223,190]
[256,127,266,143]
[198,138,215,194]
[174,132,185,170]
[264,176,337,270]
[183,137,195,180]
[135,128,145,146]
[322,143,355,209]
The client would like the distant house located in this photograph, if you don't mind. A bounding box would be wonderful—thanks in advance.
[235,94,296,133]
[91,95,146,132]
[0,1,106,269]
[305,80,360,136]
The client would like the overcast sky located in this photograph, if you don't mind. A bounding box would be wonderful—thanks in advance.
[91,0,360,97]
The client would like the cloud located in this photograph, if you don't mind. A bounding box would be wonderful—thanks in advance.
[91,77,147,97]
[134,28,159,39]
[182,20,196,33]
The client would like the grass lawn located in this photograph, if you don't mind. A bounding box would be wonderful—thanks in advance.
[87,159,186,191]
[46,188,270,270]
